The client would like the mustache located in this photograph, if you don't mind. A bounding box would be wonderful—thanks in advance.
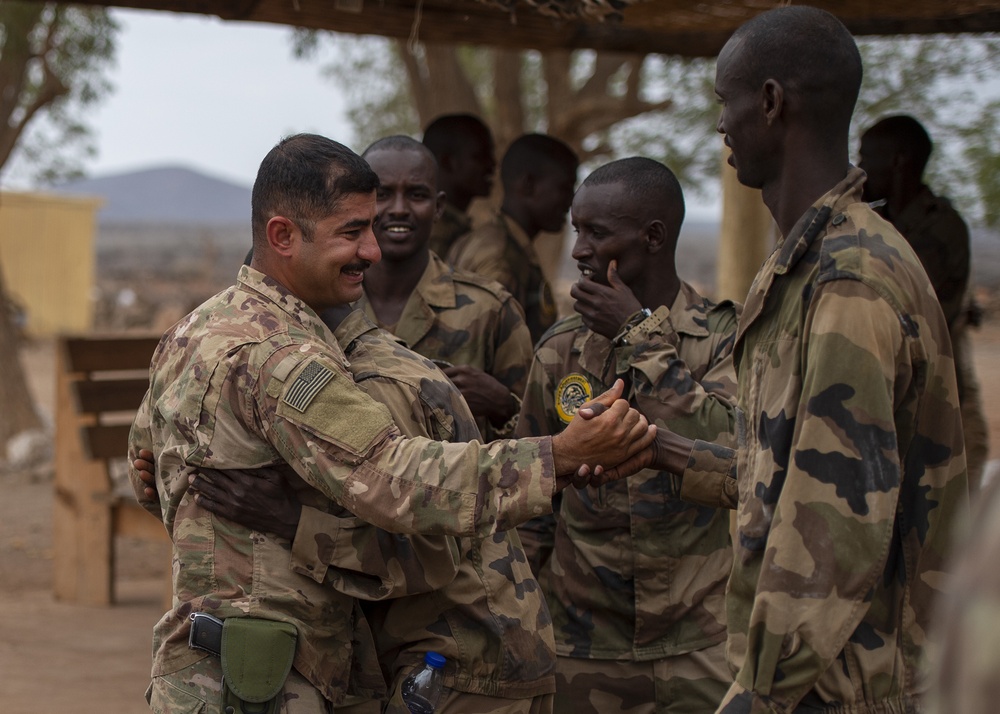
[342,261,372,273]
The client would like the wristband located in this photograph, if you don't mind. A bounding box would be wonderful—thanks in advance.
[612,306,669,347]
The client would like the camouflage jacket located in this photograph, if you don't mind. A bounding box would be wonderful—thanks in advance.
[447,211,558,343]
[427,201,473,259]
[680,169,969,713]
[295,309,555,698]
[127,265,558,704]
[880,185,970,329]
[354,251,533,440]
[515,282,738,661]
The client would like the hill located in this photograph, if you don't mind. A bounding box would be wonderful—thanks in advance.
[52,165,251,226]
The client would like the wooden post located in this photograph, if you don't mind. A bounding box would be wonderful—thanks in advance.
[53,340,82,602]
[716,148,775,304]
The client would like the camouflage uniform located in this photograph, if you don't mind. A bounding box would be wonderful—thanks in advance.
[679,169,969,713]
[428,201,473,259]
[879,187,988,493]
[447,211,558,343]
[128,265,560,712]
[516,282,739,713]
[353,251,533,440]
[295,308,556,711]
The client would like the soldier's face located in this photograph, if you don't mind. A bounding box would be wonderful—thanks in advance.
[527,164,577,234]
[452,132,496,199]
[570,182,648,288]
[367,147,444,263]
[293,191,381,310]
[858,133,896,203]
[715,39,773,190]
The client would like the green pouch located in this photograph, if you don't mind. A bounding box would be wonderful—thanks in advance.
[220,618,298,714]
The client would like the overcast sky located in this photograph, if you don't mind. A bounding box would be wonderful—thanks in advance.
[84,8,355,188]
[23,7,724,218]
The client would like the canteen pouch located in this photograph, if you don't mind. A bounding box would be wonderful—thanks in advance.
[220,618,298,714]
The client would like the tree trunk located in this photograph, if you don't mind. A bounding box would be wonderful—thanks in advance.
[0,267,42,455]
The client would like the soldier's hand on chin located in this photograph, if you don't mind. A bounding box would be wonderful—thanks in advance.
[551,379,656,491]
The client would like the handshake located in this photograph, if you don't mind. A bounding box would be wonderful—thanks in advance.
[550,378,658,491]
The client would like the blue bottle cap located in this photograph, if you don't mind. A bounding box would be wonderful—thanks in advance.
[424,651,446,669]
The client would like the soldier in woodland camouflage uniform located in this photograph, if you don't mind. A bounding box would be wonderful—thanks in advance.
[859,115,989,494]
[628,8,969,713]
[516,158,738,713]
[352,136,532,440]
[422,114,496,258]
[127,133,655,713]
[447,134,578,343]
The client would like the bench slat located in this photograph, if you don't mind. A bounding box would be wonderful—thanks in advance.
[65,336,160,373]
[82,424,133,461]
[74,379,149,414]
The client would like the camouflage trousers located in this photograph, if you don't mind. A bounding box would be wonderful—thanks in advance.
[339,664,554,714]
[551,639,730,714]
[146,656,334,713]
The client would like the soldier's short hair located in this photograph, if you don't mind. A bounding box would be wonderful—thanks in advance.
[500,134,579,190]
[422,114,492,160]
[728,6,862,134]
[251,133,378,245]
[864,115,934,176]
[581,157,685,239]
[363,135,439,176]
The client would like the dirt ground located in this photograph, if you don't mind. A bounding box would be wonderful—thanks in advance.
[3,318,1000,713]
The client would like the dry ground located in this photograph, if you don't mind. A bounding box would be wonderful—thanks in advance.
[3,318,1000,713]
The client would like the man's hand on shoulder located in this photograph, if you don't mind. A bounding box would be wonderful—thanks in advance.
[188,467,302,542]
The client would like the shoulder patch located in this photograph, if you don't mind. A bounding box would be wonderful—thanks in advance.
[284,360,336,412]
[275,356,396,457]
[555,373,594,424]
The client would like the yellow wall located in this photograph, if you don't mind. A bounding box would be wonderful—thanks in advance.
[0,191,103,336]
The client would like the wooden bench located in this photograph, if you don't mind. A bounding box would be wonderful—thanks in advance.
[53,334,168,606]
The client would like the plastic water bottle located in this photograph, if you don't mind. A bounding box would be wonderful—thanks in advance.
[400,651,446,714]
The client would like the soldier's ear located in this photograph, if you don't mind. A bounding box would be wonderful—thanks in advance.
[266,216,298,258]
[434,190,446,222]
[762,79,784,126]
[644,220,666,254]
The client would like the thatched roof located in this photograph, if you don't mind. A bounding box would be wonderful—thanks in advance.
[55,0,1000,56]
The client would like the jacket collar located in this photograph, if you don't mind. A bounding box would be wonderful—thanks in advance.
[735,167,866,346]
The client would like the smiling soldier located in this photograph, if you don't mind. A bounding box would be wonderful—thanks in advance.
[347,135,533,441]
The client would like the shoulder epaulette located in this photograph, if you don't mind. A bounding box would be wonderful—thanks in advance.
[449,268,510,302]
[537,314,584,347]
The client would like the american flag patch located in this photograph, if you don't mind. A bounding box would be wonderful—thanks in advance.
[284,360,335,412]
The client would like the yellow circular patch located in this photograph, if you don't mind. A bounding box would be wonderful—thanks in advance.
[555,373,594,424]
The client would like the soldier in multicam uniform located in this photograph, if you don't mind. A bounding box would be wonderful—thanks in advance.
[186,305,556,713]
[128,133,656,714]
[613,8,969,713]
[515,157,738,713]
[422,114,497,258]
[351,135,532,440]
[859,115,989,494]
[447,134,579,343]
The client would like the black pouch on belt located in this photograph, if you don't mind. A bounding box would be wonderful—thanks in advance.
[220,617,298,714]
